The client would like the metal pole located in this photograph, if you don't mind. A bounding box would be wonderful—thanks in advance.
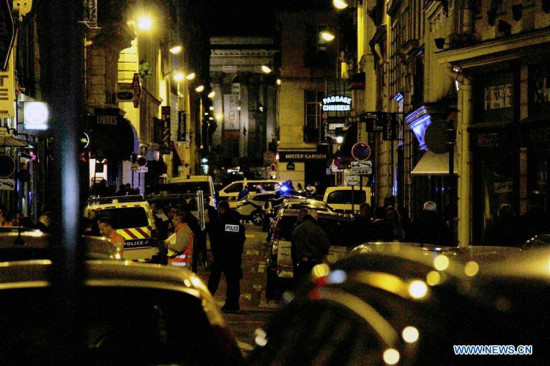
[41,0,85,362]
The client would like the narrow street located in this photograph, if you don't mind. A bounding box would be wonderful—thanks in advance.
[197,222,279,354]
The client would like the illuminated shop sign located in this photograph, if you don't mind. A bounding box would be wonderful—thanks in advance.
[322,95,352,111]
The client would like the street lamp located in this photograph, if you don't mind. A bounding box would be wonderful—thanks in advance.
[333,0,349,10]
[261,65,272,74]
[320,30,336,42]
[195,85,205,92]
[169,45,182,54]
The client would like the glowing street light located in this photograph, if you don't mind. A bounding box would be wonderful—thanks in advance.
[172,72,184,82]
[208,91,215,98]
[321,30,336,42]
[261,65,272,74]
[169,45,182,54]
[195,85,205,92]
[137,15,153,30]
[333,0,349,10]
[185,72,196,80]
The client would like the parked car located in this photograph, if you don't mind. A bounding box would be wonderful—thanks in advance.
[265,205,354,300]
[147,174,217,209]
[323,185,371,214]
[0,259,243,365]
[84,195,159,262]
[247,245,550,366]
[235,192,277,226]
[0,231,123,261]
[218,179,285,208]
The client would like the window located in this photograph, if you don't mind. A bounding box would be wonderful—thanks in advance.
[304,90,324,143]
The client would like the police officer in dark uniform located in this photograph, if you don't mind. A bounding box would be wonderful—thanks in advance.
[207,200,246,311]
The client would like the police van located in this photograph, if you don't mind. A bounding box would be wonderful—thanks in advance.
[85,195,158,262]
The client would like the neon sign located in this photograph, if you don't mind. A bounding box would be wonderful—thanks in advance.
[322,95,352,111]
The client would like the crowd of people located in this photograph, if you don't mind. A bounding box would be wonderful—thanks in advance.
[349,197,454,246]
[0,204,52,232]
[149,198,246,311]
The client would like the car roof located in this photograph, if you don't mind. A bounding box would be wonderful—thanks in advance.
[86,195,151,209]
[0,259,225,324]
[0,232,122,261]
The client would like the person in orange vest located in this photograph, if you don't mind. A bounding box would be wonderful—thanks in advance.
[98,217,125,256]
[164,210,194,267]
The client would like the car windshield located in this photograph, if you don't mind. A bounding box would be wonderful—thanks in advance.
[0,286,231,365]
[96,207,148,229]
[326,190,366,204]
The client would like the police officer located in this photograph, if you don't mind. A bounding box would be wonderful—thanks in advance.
[207,200,246,312]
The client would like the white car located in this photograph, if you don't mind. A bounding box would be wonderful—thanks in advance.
[235,192,277,225]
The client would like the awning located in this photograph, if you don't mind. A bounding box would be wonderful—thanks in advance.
[411,150,458,175]
[88,108,137,160]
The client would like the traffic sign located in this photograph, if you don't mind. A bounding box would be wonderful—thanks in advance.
[351,142,371,161]
[132,73,141,108]
[350,160,372,175]
[344,169,360,186]
[0,0,16,71]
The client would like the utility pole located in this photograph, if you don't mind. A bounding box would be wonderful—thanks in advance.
[39,0,85,362]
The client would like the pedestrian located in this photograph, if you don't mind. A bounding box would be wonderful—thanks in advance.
[517,191,550,243]
[292,208,309,232]
[238,185,249,201]
[483,203,520,246]
[353,203,373,244]
[159,205,177,241]
[385,206,405,241]
[98,217,125,255]
[164,209,194,267]
[371,207,394,241]
[179,203,202,272]
[84,209,100,236]
[291,209,331,286]
[406,201,450,245]
[207,200,246,312]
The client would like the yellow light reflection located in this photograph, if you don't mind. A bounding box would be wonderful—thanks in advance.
[215,113,223,121]
[408,280,428,299]
[426,270,441,286]
[276,78,281,85]
[355,272,405,296]
[383,348,400,365]
[402,326,419,343]
[433,254,450,271]
[311,263,330,279]
[464,261,479,277]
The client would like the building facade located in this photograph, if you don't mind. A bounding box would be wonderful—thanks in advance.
[354,0,550,245]
[209,36,278,180]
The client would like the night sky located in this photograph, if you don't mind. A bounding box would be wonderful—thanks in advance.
[208,0,331,36]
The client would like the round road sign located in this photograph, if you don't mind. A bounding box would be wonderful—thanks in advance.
[351,142,371,161]
[344,170,360,186]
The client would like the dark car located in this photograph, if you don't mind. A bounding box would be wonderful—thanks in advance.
[0,259,243,365]
[247,245,550,366]
[265,205,354,300]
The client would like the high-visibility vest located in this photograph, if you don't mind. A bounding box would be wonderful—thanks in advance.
[168,224,193,267]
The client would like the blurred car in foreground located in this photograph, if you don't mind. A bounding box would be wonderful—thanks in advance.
[247,245,550,366]
[0,231,122,261]
[0,260,243,365]
[265,205,353,300]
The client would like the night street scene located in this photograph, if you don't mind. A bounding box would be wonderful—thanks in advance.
[1,0,550,365]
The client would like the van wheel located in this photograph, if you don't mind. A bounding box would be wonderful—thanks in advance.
[251,210,263,226]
